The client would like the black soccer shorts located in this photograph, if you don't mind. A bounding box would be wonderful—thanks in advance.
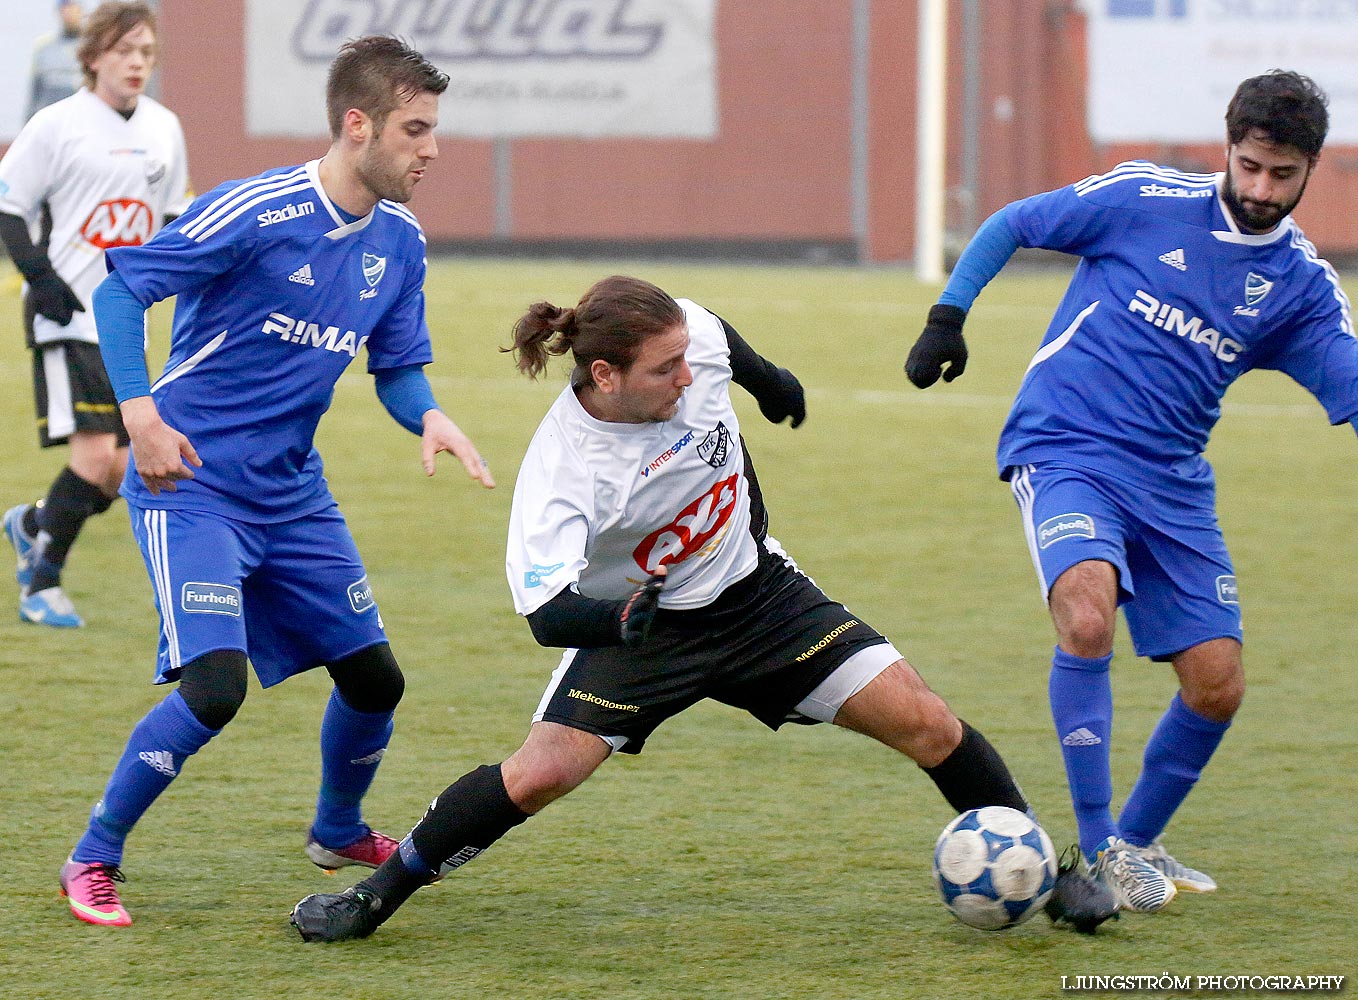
[534,544,889,753]
[32,340,129,448]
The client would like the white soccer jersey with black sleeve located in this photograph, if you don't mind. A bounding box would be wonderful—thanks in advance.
[0,88,190,345]
[507,299,760,615]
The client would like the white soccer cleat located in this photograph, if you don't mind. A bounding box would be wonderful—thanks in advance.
[20,585,84,628]
[1131,840,1217,892]
[1091,836,1177,912]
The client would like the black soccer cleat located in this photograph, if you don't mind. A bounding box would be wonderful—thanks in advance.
[290,886,384,942]
[1045,845,1120,935]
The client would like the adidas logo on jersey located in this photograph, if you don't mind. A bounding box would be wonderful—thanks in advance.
[1158,248,1187,271]
[1062,727,1102,747]
[138,750,177,776]
[288,264,316,286]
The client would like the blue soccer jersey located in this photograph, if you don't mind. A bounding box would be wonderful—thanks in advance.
[998,161,1358,499]
[106,159,434,521]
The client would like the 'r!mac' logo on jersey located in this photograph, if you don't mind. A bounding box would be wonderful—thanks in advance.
[632,474,739,573]
[82,199,154,248]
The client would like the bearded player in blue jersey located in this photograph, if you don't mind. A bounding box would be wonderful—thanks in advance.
[55,36,496,928]
[907,70,1354,919]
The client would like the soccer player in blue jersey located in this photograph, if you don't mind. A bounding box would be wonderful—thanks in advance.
[55,35,496,928]
[905,70,1354,917]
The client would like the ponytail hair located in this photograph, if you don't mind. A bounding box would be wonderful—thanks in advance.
[506,275,685,392]
[508,301,578,381]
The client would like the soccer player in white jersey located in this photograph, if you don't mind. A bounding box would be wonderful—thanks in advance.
[289,274,1103,942]
[905,71,1354,915]
[54,35,495,928]
[0,1,190,629]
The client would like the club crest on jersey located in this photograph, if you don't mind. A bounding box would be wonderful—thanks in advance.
[360,254,387,300]
[1234,271,1273,317]
[696,421,730,469]
[632,474,739,573]
[82,199,154,249]
[144,156,166,187]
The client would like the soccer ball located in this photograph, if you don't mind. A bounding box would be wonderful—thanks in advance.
[932,806,1057,930]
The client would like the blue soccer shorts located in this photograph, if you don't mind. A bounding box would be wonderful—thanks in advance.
[128,502,387,687]
[1007,463,1242,660]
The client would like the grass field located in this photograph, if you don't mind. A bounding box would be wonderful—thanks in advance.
[0,258,1353,999]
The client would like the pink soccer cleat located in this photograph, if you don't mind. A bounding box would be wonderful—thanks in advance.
[60,857,132,927]
[304,828,399,873]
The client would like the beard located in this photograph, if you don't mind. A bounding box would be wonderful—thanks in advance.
[1222,172,1307,233]
[356,140,416,205]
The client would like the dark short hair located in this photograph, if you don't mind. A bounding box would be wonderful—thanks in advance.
[1226,69,1329,159]
[77,1,157,90]
[325,36,450,139]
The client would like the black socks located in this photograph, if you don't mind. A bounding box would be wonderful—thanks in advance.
[922,721,1030,814]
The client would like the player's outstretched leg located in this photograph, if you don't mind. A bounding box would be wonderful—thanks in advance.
[831,657,1119,933]
[292,763,531,941]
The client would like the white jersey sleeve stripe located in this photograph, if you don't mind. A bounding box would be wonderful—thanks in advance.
[180,167,309,240]
[378,201,421,229]
[1075,167,1216,199]
[151,330,228,393]
[1026,300,1100,373]
[1073,160,1216,194]
[190,180,315,243]
[1290,229,1355,338]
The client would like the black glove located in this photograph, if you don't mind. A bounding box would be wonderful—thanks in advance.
[619,572,666,648]
[757,367,806,428]
[27,268,85,326]
[905,304,967,388]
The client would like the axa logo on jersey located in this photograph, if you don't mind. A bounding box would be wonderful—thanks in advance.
[632,475,739,573]
[82,199,154,249]
[1127,290,1243,362]
[261,312,368,357]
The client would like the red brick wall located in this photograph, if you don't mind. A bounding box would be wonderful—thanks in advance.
[8,2,1351,262]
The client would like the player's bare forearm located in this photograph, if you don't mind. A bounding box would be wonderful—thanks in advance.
[421,409,495,488]
[121,395,202,494]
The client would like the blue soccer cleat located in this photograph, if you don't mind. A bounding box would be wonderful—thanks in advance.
[3,504,36,590]
[20,585,84,628]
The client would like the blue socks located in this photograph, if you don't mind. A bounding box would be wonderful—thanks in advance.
[310,688,393,849]
[73,690,217,866]
[1119,693,1230,847]
[1048,646,1117,860]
